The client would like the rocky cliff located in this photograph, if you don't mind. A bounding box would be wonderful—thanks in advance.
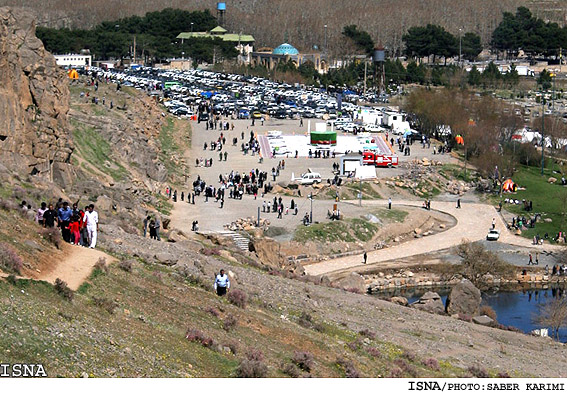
[0,7,74,184]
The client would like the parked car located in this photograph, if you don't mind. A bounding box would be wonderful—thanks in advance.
[486,229,500,241]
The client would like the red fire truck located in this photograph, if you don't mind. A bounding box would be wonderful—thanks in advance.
[362,151,399,168]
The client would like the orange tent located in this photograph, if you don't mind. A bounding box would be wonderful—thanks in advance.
[455,135,464,145]
[502,179,516,192]
[68,69,79,80]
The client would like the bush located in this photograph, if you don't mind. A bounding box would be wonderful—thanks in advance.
[200,247,220,256]
[228,289,248,309]
[497,371,510,378]
[358,328,376,339]
[0,198,17,211]
[292,351,314,372]
[282,362,301,378]
[185,328,217,350]
[336,357,359,378]
[94,257,109,274]
[236,349,268,378]
[223,314,238,331]
[54,278,74,301]
[201,337,218,349]
[479,305,497,321]
[0,242,24,274]
[205,306,220,317]
[468,365,489,378]
[225,341,239,355]
[185,328,207,342]
[423,358,440,371]
[394,358,417,377]
[92,296,118,314]
[118,259,133,273]
[40,227,62,249]
[347,338,364,351]
[390,367,403,378]
[297,311,325,332]
[367,347,381,358]
[401,350,416,362]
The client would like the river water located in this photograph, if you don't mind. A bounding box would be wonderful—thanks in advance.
[378,285,567,342]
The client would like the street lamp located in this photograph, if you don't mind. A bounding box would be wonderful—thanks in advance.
[324,25,328,54]
[191,22,194,33]
[309,193,313,224]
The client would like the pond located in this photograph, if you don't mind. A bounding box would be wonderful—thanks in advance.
[376,285,567,342]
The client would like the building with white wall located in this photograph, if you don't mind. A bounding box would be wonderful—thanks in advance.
[54,54,92,68]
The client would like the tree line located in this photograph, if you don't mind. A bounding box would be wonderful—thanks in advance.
[36,8,238,63]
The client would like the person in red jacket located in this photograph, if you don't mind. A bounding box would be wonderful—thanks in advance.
[69,215,81,246]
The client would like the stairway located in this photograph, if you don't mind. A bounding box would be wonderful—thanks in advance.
[215,230,250,251]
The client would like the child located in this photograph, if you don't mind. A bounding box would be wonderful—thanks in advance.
[69,215,81,245]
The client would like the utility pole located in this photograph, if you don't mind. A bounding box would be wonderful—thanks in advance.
[359,177,362,206]
[324,24,328,54]
[309,193,313,224]
[541,93,545,176]
[363,60,367,95]
[459,28,462,67]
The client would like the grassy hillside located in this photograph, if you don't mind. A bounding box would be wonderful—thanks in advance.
[0,256,460,377]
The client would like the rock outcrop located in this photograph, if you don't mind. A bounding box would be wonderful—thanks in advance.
[445,279,481,316]
[410,291,445,315]
[0,7,74,184]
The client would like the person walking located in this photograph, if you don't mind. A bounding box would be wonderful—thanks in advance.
[155,216,161,241]
[456,199,461,209]
[492,218,496,230]
[388,197,392,210]
[36,202,47,226]
[143,215,150,237]
[58,201,73,243]
[214,269,230,296]
[363,251,368,264]
[528,253,533,265]
[84,204,99,249]
[43,203,57,228]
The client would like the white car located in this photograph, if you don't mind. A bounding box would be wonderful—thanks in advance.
[292,172,322,185]
[486,229,500,241]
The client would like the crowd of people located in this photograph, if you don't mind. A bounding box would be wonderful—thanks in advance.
[28,199,99,248]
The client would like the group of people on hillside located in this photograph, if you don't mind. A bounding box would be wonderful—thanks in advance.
[142,214,161,241]
[31,199,99,248]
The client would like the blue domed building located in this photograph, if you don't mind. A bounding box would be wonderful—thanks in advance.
[272,43,300,56]
[251,42,327,73]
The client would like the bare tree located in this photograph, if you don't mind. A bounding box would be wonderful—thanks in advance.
[454,240,517,287]
[533,297,567,340]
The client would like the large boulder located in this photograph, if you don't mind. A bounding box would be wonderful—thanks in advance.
[445,279,481,316]
[410,292,445,315]
[0,7,75,183]
[154,252,176,266]
[334,272,366,293]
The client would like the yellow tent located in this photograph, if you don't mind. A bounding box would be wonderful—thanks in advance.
[68,69,79,80]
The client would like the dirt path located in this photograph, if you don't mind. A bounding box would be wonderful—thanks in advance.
[304,199,564,276]
[22,244,116,290]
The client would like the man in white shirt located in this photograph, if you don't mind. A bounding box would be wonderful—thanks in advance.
[213,269,230,296]
[84,204,99,249]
